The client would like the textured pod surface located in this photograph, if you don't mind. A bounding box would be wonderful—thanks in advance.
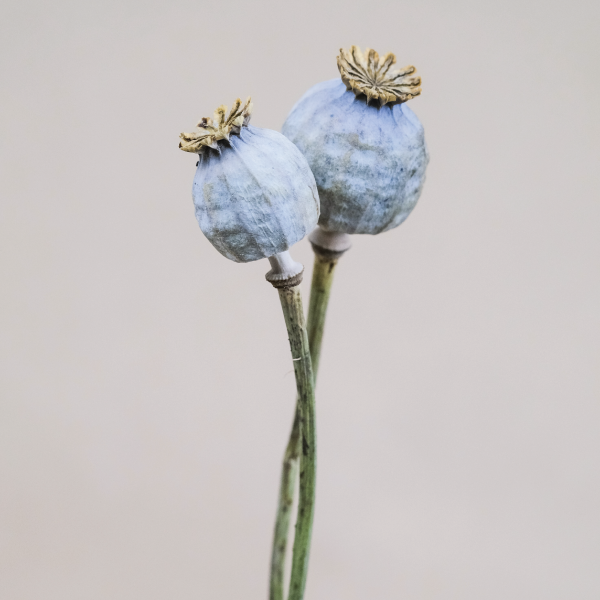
[192,126,319,262]
[282,78,429,235]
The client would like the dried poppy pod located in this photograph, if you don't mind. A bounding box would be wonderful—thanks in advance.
[179,98,320,600]
[282,46,429,235]
[180,97,320,266]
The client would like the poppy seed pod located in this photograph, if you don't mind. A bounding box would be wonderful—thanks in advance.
[282,46,429,235]
[179,97,320,263]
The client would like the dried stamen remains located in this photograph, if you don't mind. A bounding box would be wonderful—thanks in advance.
[337,46,421,106]
[179,97,253,153]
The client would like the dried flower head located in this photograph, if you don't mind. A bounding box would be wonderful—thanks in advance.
[179,97,253,153]
[337,46,421,106]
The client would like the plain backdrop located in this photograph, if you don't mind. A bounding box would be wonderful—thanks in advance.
[1,1,599,599]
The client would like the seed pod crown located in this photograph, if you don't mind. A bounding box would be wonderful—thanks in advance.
[337,46,421,106]
[179,97,253,153]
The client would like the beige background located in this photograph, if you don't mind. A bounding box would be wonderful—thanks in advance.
[1,0,599,598]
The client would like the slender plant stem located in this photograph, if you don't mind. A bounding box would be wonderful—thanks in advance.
[269,254,341,600]
[276,285,316,600]
[306,255,339,380]
[269,409,300,600]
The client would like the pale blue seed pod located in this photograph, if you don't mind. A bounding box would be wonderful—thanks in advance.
[282,46,429,235]
[179,98,319,263]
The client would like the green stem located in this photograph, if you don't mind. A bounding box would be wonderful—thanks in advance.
[269,409,300,600]
[306,255,340,381]
[276,285,316,600]
[269,255,340,600]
